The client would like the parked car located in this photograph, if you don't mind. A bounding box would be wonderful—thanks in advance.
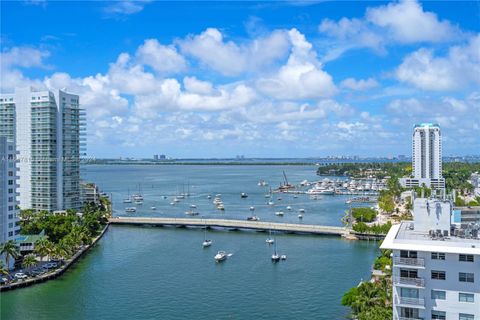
[14,273,28,280]
[0,277,8,284]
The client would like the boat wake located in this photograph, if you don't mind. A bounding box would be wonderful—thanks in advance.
[227,253,233,257]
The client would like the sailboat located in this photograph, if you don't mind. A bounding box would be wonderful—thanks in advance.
[271,233,280,262]
[266,230,274,244]
[202,222,212,248]
[123,188,132,203]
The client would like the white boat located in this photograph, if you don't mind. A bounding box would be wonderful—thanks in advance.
[306,186,335,195]
[264,194,271,198]
[266,230,274,244]
[241,192,248,198]
[134,200,143,205]
[207,195,212,199]
[190,204,197,209]
[286,206,292,211]
[299,208,305,213]
[214,251,227,262]
[249,206,255,211]
[271,236,280,262]
[173,198,181,203]
[247,216,259,221]
[125,207,136,213]
[280,255,287,260]
[258,180,268,187]
[185,210,199,216]
[203,223,212,248]
[170,202,175,205]
[268,201,274,206]
[217,204,225,211]
[151,206,156,210]
[298,214,303,219]
[123,197,132,203]
[132,194,143,201]
[275,211,284,216]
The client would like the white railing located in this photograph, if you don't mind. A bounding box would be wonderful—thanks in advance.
[397,296,425,306]
[394,276,424,287]
[394,257,425,267]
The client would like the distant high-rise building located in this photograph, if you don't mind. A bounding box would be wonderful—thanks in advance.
[0,137,20,250]
[0,87,85,211]
[153,154,159,161]
[400,123,445,189]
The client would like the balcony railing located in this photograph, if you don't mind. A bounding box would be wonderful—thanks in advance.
[397,317,424,320]
[394,276,425,287]
[396,296,425,307]
[394,257,425,267]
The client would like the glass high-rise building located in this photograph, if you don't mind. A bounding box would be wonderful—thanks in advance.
[0,87,85,211]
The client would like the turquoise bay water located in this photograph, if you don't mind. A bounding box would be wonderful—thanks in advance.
[1,165,379,319]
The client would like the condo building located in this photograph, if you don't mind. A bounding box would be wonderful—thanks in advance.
[400,124,445,189]
[381,197,480,320]
[0,87,85,212]
[0,137,20,252]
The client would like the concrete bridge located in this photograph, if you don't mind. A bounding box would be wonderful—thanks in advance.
[109,217,349,236]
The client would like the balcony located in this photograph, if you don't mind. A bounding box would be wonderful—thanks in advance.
[397,317,424,320]
[396,296,425,307]
[394,257,425,268]
[394,276,425,288]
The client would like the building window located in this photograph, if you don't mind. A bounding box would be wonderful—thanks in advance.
[431,290,446,300]
[459,254,474,262]
[431,270,446,280]
[432,311,446,320]
[431,252,445,260]
[400,250,418,258]
[459,273,474,283]
[459,293,474,303]
[459,314,474,320]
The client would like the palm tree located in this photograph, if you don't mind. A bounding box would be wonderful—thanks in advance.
[0,240,19,271]
[0,261,8,276]
[22,254,37,275]
[52,243,69,261]
[34,238,54,262]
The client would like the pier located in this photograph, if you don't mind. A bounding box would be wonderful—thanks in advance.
[109,217,349,236]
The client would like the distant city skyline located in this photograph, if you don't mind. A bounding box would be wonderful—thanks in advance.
[1,1,479,158]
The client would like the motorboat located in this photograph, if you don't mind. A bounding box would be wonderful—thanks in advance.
[247,216,259,221]
[134,200,143,205]
[170,202,175,205]
[298,214,303,219]
[240,193,248,198]
[266,230,274,244]
[286,206,292,211]
[280,255,287,260]
[306,186,335,195]
[299,208,305,213]
[185,210,199,216]
[125,207,136,213]
[275,211,284,217]
[249,206,255,211]
[151,206,156,210]
[217,204,225,211]
[268,201,274,206]
[190,204,197,209]
[123,197,132,203]
[214,251,227,262]
[207,195,212,199]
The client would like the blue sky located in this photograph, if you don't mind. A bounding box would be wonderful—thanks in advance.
[1,1,479,158]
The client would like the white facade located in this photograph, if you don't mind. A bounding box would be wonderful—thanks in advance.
[0,137,20,244]
[382,197,480,320]
[400,123,445,189]
[0,87,85,211]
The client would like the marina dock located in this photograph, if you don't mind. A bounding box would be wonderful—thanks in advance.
[109,217,349,236]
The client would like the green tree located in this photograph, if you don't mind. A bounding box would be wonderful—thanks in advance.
[22,254,37,274]
[0,240,19,271]
[35,238,54,262]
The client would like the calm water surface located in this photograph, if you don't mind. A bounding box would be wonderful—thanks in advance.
[1,165,379,319]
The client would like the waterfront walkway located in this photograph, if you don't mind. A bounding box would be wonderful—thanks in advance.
[109,217,349,236]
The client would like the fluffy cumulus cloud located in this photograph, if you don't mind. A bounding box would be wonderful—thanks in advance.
[178,28,290,76]
[319,0,463,60]
[136,39,187,74]
[396,35,480,90]
[257,29,337,99]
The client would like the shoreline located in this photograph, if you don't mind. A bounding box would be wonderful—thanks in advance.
[0,223,110,292]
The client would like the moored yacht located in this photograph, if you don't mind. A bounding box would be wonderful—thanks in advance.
[214,251,227,262]
[125,207,136,213]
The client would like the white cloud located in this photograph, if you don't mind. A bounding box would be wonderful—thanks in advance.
[1,46,50,69]
[183,76,214,95]
[396,35,480,90]
[257,29,337,99]
[104,0,151,16]
[179,28,290,76]
[318,0,463,61]
[136,39,186,74]
[340,77,379,91]
[366,0,461,43]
